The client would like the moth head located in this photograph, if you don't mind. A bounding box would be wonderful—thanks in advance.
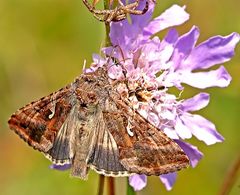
[76,89,98,105]
[76,91,99,119]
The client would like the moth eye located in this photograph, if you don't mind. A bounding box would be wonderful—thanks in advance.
[81,102,87,108]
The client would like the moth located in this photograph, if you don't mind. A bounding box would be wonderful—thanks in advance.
[8,65,189,179]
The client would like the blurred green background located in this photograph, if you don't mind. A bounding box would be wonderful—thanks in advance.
[0,0,240,194]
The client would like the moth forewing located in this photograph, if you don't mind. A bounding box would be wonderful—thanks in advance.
[105,91,190,176]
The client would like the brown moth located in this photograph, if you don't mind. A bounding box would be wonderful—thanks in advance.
[8,66,189,179]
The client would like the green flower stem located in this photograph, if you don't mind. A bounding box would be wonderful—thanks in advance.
[104,23,111,47]
[104,0,112,47]
[98,1,112,195]
[98,175,105,195]
[107,177,115,195]
[219,154,240,195]
[127,180,136,195]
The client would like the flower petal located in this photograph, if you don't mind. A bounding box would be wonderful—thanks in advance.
[130,0,155,28]
[159,172,177,191]
[181,93,210,112]
[180,114,224,145]
[50,164,71,171]
[175,117,192,139]
[181,65,232,89]
[148,112,160,127]
[163,127,180,139]
[110,20,130,49]
[144,5,189,37]
[172,26,200,70]
[175,140,203,167]
[129,174,147,191]
[163,28,179,45]
[155,29,179,68]
[183,32,240,70]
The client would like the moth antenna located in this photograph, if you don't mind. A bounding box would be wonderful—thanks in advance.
[106,45,125,62]
[114,45,126,63]
[106,45,128,71]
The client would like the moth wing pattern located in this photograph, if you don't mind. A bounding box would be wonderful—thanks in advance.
[46,101,82,165]
[8,66,189,179]
[103,95,190,176]
[8,84,75,164]
[87,110,130,177]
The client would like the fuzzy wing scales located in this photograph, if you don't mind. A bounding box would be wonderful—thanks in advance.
[8,85,74,154]
[87,111,130,177]
[105,97,190,176]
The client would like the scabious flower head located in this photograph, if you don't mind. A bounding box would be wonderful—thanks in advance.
[92,0,239,191]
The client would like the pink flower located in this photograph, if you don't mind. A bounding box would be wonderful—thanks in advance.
[100,0,239,191]
[53,1,239,191]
